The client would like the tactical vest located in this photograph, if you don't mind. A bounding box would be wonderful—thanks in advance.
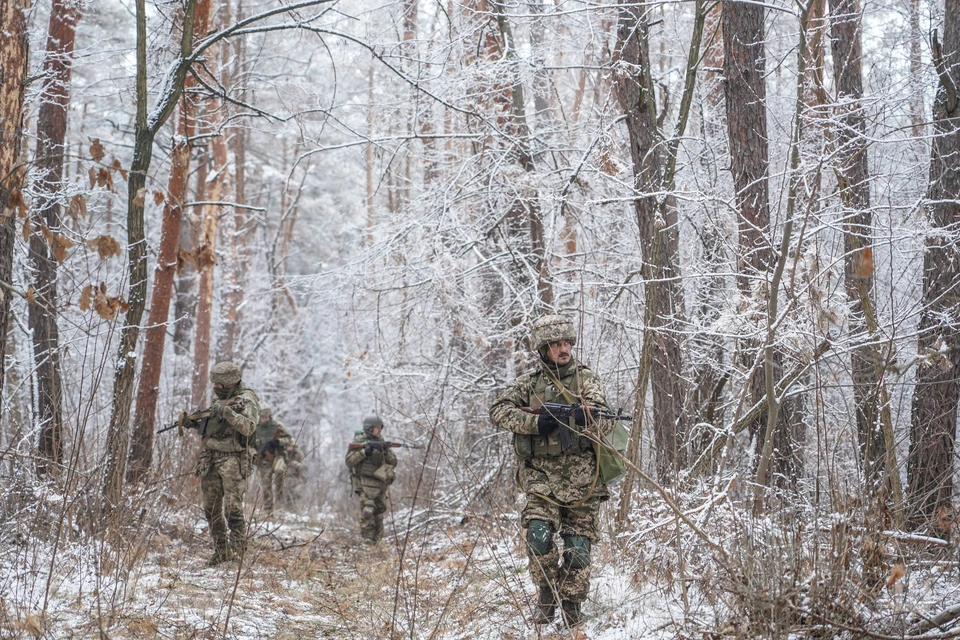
[513,366,593,459]
[352,435,389,477]
[203,386,256,453]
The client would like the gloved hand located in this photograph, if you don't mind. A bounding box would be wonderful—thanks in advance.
[537,411,559,435]
[572,405,591,427]
[212,403,225,420]
[364,441,384,456]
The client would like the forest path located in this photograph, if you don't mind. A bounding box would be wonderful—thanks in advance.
[120,509,610,639]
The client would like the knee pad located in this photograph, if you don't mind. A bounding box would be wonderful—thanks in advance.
[526,520,554,556]
[562,535,591,569]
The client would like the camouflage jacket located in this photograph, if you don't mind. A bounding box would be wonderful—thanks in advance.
[345,433,398,480]
[253,419,295,465]
[489,358,612,503]
[199,384,260,453]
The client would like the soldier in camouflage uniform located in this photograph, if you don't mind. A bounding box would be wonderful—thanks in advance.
[489,315,613,627]
[344,414,397,544]
[251,402,295,515]
[191,361,260,565]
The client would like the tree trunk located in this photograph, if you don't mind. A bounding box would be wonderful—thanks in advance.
[722,0,803,488]
[0,0,30,406]
[28,0,81,474]
[103,0,197,509]
[127,0,212,482]
[613,0,687,481]
[828,0,888,493]
[907,7,960,536]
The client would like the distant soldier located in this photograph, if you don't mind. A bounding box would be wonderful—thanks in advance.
[344,414,397,545]
[191,361,260,565]
[489,315,614,627]
[251,402,295,515]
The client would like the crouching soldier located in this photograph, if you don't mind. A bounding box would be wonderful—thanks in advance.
[344,414,397,544]
[192,361,260,565]
[252,403,295,515]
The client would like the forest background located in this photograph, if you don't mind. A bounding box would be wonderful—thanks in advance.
[1,0,960,637]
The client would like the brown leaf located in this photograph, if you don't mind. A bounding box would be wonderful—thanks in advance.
[886,563,906,588]
[50,233,73,264]
[79,284,92,311]
[7,187,25,213]
[96,168,114,192]
[153,190,165,206]
[21,217,30,242]
[68,194,88,220]
[133,187,146,207]
[89,138,105,162]
[92,285,117,320]
[196,243,217,269]
[858,246,874,278]
[88,167,96,189]
[26,286,35,305]
[88,235,122,261]
[111,158,128,181]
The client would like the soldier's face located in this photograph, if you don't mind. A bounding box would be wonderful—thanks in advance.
[371,425,382,438]
[545,340,572,365]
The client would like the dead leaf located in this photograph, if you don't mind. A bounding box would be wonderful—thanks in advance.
[176,247,194,273]
[96,168,114,192]
[51,234,73,264]
[68,194,87,220]
[111,158,128,181]
[79,284,92,311]
[133,187,146,207]
[89,138,105,162]
[196,243,216,269]
[153,190,165,206]
[886,563,905,588]
[88,167,96,189]
[88,235,122,261]
[26,286,35,305]
[7,187,25,214]
[858,246,874,278]
[21,217,30,242]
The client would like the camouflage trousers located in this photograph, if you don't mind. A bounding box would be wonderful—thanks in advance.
[256,463,285,514]
[355,478,388,543]
[198,451,249,555]
[522,493,602,603]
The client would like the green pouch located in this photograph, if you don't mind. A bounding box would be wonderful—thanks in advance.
[594,421,629,484]
[513,434,533,459]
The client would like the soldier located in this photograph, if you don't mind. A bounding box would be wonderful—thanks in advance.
[252,402,295,515]
[191,361,260,565]
[489,315,614,627]
[344,414,397,545]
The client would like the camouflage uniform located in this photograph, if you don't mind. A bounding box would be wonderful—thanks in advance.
[252,403,295,514]
[344,416,397,544]
[489,315,613,625]
[192,362,260,564]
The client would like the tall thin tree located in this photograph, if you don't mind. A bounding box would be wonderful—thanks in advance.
[28,0,82,473]
[907,7,960,535]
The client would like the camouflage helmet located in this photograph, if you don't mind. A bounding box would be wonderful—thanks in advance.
[362,413,383,435]
[531,315,577,352]
[210,361,242,385]
[259,402,272,419]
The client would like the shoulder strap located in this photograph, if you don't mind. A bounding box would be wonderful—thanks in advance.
[542,367,578,404]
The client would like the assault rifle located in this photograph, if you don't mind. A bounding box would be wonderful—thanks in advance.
[255,426,286,463]
[347,441,423,452]
[519,402,631,452]
[157,397,247,436]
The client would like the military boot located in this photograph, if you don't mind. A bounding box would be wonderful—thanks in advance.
[207,546,234,566]
[532,586,556,624]
[561,600,583,627]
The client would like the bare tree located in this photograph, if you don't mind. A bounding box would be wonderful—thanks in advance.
[0,0,30,403]
[907,8,960,535]
[28,0,82,474]
[127,0,214,482]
